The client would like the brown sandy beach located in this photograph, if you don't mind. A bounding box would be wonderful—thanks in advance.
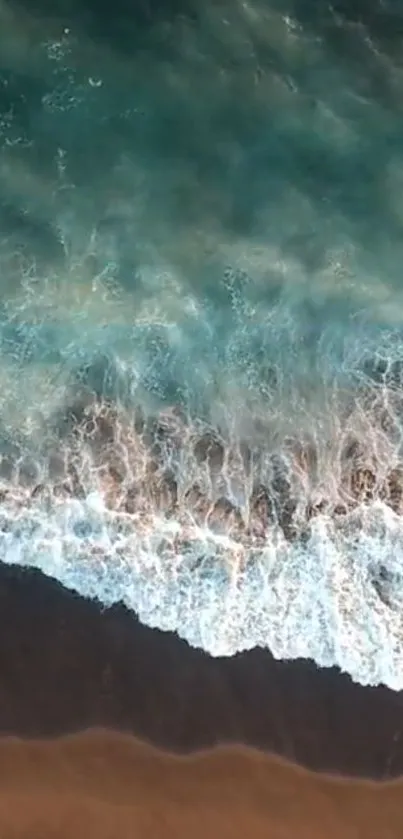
[0,730,403,839]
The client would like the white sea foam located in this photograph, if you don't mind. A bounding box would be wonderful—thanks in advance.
[0,478,402,689]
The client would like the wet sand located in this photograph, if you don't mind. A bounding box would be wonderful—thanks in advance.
[1,729,403,838]
[0,561,402,781]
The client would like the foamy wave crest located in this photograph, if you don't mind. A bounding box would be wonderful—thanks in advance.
[0,376,403,690]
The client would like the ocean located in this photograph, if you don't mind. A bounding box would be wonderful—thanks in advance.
[1,0,403,689]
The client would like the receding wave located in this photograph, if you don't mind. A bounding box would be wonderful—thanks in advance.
[1,318,403,689]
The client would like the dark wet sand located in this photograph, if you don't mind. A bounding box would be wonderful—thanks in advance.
[0,729,403,838]
[0,561,402,781]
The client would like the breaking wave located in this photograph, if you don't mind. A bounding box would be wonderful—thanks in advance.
[1,315,403,690]
[2,0,403,690]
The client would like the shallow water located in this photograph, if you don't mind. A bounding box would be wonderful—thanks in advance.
[2,0,403,687]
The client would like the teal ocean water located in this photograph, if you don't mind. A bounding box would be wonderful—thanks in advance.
[1,0,403,688]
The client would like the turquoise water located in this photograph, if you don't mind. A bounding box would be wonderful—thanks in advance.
[2,0,403,687]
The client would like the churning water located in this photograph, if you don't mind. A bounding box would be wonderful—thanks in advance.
[1,0,403,687]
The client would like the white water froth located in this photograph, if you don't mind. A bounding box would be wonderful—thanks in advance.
[1,489,403,689]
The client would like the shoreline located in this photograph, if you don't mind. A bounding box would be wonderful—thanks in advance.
[0,561,402,779]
